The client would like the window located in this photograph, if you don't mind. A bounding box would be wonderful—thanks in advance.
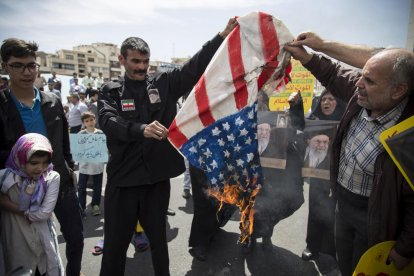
[52,63,75,70]
[65,55,74,60]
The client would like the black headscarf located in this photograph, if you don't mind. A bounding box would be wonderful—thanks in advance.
[307,89,346,121]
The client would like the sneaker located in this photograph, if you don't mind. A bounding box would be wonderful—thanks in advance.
[132,232,150,252]
[182,189,191,199]
[189,246,207,261]
[166,208,175,216]
[301,247,313,261]
[92,205,101,216]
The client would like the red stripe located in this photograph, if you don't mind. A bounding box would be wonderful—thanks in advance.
[227,26,248,110]
[194,75,215,126]
[168,119,188,149]
[257,12,281,90]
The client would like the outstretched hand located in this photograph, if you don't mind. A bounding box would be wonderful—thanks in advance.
[219,17,238,38]
[144,120,169,140]
[284,31,325,64]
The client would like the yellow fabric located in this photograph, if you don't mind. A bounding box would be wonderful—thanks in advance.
[136,222,144,233]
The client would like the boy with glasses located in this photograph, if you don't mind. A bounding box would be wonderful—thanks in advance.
[0,38,84,276]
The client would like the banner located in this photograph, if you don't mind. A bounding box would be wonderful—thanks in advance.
[269,59,315,113]
[69,133,108,163]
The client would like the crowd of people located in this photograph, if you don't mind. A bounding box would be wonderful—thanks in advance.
[0,16,413,276]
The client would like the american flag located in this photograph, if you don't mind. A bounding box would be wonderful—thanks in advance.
[168,11,294,243]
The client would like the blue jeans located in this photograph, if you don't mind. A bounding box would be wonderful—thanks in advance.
[54,186,84,276]
[77,173,103,210]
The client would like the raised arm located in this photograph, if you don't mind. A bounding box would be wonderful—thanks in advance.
[287,32,381,68]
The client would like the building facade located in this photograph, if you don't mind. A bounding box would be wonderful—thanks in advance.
[36,42,120,81]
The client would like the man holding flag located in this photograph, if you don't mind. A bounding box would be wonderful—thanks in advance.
[98,18,238,276]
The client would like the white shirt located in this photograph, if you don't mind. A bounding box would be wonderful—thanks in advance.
[67,101,88,127]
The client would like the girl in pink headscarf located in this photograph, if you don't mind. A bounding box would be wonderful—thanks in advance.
[0,133,63,276]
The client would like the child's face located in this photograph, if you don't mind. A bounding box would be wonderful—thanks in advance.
[83,117,96,129]
[23,155,49,179]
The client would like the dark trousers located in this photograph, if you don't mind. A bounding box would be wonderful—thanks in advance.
[100,181,171,276]
[189,166,221,248]
[335,185,369,276]
[305,179,336,257]
[69,125,82,133]
[54,186,84,276]
[77,172,103,210]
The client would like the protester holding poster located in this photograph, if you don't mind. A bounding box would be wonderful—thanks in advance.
[286,33,414,275]
[301,89,345,271]
[301,123,339,274]
[252,92,306,251]
[77,111,105,217]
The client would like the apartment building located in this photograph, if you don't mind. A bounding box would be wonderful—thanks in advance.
[36,42,120,81]
[33,42,188,81]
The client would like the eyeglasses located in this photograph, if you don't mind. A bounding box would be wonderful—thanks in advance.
[7,62,40,73]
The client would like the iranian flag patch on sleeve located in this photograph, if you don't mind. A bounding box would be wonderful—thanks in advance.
[121,99,135,111]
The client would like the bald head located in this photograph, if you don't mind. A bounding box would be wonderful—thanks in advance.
[356,48,413,117]
[371,48,414,94]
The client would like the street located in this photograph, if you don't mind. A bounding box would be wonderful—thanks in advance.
[56,172,321,276]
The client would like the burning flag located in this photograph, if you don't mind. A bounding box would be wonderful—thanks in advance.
[168,11,294,244]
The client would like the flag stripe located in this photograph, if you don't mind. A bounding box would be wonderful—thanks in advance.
[257,12,281,90]
[169,120,188,149]
[195,75,215,126]
[228,27,248,110]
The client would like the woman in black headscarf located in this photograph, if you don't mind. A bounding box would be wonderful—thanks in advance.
[307,89,346,121]
[301,89,346,274]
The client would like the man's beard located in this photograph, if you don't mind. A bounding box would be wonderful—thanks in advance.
[307,147,328,168]
[258,138,269,154]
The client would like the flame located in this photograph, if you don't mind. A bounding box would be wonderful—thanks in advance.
[208,181,261,245]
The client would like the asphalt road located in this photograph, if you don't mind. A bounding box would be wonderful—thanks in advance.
[56,172,325,276]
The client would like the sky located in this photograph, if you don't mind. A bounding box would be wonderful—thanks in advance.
[0,0,412,62]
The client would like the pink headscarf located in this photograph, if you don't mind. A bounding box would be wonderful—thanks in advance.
[5,133,53,211]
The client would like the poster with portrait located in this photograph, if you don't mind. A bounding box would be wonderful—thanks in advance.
[302,120,339,180]
[257,111,291,170]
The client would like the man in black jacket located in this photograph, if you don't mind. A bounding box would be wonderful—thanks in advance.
[0,38,84,276]
[98,18,237,276]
